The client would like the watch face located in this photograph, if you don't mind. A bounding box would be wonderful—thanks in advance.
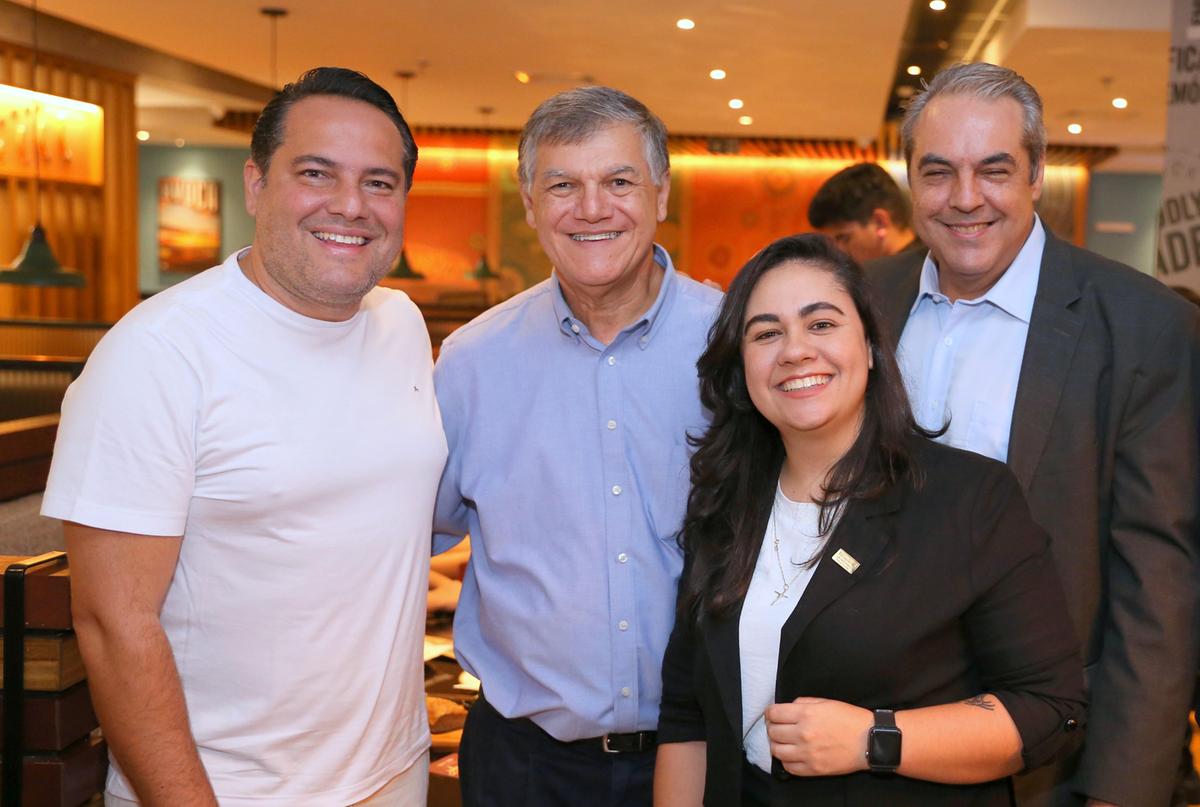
[869,726,902,770]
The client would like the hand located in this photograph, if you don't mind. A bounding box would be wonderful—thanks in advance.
[765,697,873,777]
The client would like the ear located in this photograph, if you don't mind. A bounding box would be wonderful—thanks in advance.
[1030,155,1045,203]
[520,185,537,229]
[869,207,893,238]
[656,171,671,223]
[244,159,266,217]
[868,342,876,370]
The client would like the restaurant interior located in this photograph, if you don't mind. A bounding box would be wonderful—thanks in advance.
[0,0,1180,803]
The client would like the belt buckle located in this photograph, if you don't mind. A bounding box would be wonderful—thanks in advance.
[602,733,619,754]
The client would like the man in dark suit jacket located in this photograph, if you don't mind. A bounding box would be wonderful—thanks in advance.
[870,62,1200,807]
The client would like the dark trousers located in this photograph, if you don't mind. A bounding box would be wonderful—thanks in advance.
[459,694,655,807]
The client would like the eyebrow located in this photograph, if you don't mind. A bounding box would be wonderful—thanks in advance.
[742,301,845,334]
[917,152,1016,170]
[291,154,402,183]
[542,165,639,181]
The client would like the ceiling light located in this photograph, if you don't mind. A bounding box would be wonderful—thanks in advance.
[710,69,726,80]
[728,98,744,110]
[514,71,531,84]
[929,0,947,9]
[1112,97,1128,109]
[676,18,695,30]
[136,130,150,141]
[738,116,753,126]
[907,65,922,76]
[1067,123,1082,135]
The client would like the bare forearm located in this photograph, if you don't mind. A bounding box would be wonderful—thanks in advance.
[654,741,706,807]
[895,695,1022,784]
[76,615,217,807]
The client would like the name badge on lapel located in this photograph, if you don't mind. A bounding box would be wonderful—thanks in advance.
[832,548,860,574]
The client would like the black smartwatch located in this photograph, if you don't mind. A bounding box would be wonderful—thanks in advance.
[866,709,902,774]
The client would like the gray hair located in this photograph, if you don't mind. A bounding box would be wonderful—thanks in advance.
[517,86,670,190]
[901,62,1046,183]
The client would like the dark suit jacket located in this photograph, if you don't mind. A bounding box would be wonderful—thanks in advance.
[658,439,1086,806]
[869,232,1200,807]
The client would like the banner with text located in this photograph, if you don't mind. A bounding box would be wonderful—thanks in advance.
[1158,0,1200,290]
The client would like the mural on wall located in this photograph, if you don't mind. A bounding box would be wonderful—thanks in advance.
[158,176,221,272]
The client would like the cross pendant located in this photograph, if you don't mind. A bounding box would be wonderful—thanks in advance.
[771,589,789,605]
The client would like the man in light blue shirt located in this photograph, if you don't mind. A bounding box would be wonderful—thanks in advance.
[433,87,721,807]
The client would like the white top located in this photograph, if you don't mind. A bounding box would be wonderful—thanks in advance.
[897,217,1045,462]
[43,251,448,806]
[738,486,826,773]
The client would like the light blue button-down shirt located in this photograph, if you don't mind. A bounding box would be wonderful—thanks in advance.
[433,246,722,741]
[897,217,1045,462]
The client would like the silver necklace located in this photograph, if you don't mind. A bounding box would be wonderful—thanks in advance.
[770,497,808,606]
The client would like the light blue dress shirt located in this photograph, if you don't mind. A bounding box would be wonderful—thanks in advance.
[433,246,722,741]
[897,217,1045,462]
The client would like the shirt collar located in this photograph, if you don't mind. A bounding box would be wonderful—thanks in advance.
[912,215,1045,323]
[553,244,676,348]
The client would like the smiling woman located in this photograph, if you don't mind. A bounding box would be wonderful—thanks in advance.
[654,233,1087,806]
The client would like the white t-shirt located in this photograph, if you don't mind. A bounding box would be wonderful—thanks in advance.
[42,251,448,806]
[738,486,826,773]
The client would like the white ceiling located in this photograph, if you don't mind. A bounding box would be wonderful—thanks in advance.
[17,0,1177,169]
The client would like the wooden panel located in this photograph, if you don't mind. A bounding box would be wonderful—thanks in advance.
[0,40,138,323]
[0,414,57,502]
[7,733,107,807]
[0,682,97,752]
[0,551,71,630]
[0,632,83,691]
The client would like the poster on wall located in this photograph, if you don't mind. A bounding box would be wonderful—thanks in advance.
[1157,0,1200,292]
[158,177,221,272]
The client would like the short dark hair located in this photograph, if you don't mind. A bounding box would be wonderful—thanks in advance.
[808,163,911,229]
[250,67,418,189]
[678,233,931,618]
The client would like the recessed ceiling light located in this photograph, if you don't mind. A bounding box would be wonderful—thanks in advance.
[676,18,695,30]
[1112,97,1128,109]
[728,98,744,110]
[136,130,150,142]
[514,71,531,84]
[738,115,753,126]
[1067,123,1082,135]
[710,69,726,80]
[929,0,947,9]
[174,137,186,147]
[907,65,922,76]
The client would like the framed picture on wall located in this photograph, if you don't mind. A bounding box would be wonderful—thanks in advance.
[158,176,221,272]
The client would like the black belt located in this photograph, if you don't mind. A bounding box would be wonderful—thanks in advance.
[568,730,658,754]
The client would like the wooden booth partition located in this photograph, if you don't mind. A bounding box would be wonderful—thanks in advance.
[0,41,139,323]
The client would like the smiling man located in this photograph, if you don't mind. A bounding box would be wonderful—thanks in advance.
[42,68,446,806]
[871,63,1200,807]
[432,87,722,807]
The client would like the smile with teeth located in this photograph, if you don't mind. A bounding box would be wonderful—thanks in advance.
[571,232,620,242]
[945,222,990,235]
[779,375,831,392]
[313,231,368,246]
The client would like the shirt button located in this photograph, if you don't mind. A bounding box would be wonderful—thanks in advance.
[607,420,617,430]
[617,552,628,563]
[943,336,953,346]
[571,323,580,334]
[618,619,629,631]
[611,485,622,496]
[621,687,631,698]
[607,356,617,366]
[1063,718,1079,732]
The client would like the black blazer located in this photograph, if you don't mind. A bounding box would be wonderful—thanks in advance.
[871,233,1200,807]
[658,439,1086,806]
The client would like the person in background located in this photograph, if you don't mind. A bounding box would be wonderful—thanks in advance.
[43,67,445,806]
[808,162,923,263]
[433,86,722,807]
[655,232,1084,806]
[872,62,1200,807]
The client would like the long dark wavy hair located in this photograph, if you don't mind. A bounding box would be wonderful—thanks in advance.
[679,233,930,619]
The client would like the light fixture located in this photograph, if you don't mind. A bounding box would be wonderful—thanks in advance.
[514,70,531,84]
[676,18,695,30]
[136,129,150,141]
[469,254,501,281]
[709,69,726,80]
[388,250,424,280]
[738,116,753,126]
[260,7,288,88]
[0,0,85,288]
[1067,123,1082,135]
[1112,97,1128,109]
[907,65,922,76]
[728,98,744,110]
[930,0,947,9]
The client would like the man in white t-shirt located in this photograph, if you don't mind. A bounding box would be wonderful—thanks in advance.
[42,67,447,807]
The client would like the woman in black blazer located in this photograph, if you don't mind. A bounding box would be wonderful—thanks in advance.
[655,234,1085,806]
